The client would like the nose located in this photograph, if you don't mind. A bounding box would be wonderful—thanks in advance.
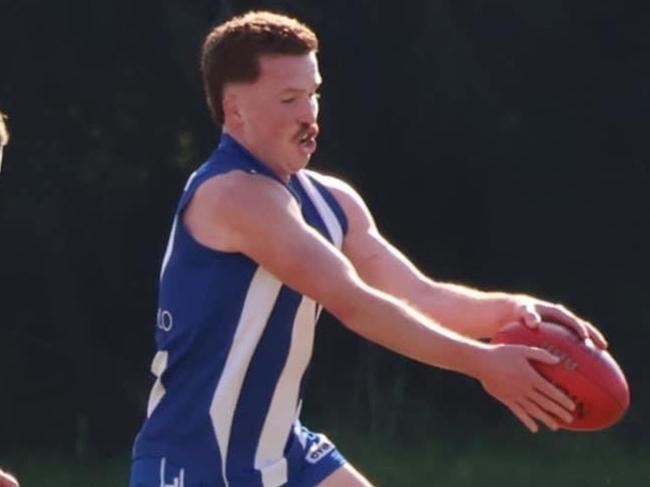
[297,96,318,124]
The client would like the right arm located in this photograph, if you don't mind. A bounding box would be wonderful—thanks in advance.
[186,172,485,373]
[184,171,575,432]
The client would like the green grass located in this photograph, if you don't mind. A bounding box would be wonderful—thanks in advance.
[330,425,650,486]
[3,426,648,486]
[2,452,129,487]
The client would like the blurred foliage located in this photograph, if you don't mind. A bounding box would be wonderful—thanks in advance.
[0,0,648,466]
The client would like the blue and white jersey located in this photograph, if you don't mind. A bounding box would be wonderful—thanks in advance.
[132,134,348,487]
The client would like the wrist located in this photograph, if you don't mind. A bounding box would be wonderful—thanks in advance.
[453,340,493,380]
[482,292,520,335]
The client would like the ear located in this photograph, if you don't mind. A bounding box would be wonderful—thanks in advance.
[222,88,243,126]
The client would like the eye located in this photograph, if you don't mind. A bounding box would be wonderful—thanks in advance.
[281,97,297,104]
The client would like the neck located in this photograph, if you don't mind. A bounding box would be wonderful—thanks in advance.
[221,127,292,183]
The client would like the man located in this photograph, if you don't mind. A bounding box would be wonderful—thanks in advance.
[0,471,17,487]
[0,112,19,487]
[130,11,607,487]
[0,111,8,174]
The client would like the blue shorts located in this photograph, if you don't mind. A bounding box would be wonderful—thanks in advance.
[130,428,346,487]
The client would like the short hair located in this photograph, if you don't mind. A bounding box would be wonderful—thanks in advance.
[0,112,8,146]
[201,11,319,125]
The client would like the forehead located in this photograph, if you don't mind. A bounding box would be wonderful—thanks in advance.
[256,52,321,88]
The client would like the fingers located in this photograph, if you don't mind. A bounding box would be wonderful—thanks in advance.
[519,302,542,329]
[513,345,576,414]
[536,303,589,339]
[507,402,538,433]
[586,323,608,349]
[535,302,609,350]
[506,390,574,433]
[519,398,560,431]
[507,392,574,433]
[529,389,574,424]
[517,350,575,423]
[528,367,576,412]
[522,346,560,366]
[484,342,579,434]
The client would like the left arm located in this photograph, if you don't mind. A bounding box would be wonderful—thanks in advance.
[320,175,607,346]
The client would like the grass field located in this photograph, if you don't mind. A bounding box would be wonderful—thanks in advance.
[337,428,650,486]
[4,425,648,487]
[2,453,128,487]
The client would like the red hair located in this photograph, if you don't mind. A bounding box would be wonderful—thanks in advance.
[201,11,318,124]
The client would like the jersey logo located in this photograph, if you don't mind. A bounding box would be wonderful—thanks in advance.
[305,438,334,464]
[156,308,174,332]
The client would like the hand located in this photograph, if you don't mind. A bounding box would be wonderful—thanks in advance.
[478,343,576,433]
[0,470,18,487]
[513,297,608,349]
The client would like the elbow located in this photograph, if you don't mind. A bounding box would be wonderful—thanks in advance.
[320,281,371,329]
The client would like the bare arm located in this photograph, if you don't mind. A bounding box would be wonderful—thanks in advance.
[184,170,576,432]
[319,174,607,346]
[185,171,489,374]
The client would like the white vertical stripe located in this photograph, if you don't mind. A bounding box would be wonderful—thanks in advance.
[159,457,166,487]
[209,268,283,487]
[258,459,289,487]
[147,351,169,417]
[294,419,308,449]
[296,171,344,249]
[160,217,178,281]
[154,170,200,419]
[160,171,199,281]
[255,297,317,486]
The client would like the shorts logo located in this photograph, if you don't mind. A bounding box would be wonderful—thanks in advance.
[306,439,334,464]
[160,457,185,487]
[157,308,174,332]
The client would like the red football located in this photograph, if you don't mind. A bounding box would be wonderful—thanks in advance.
[492,321,630,431]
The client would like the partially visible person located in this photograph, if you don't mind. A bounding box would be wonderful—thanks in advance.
[0,112,17,487]
[0,111,8,173]
[0,469,18,487]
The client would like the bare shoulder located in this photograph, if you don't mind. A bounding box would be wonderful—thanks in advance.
[306,170,374,231]
[184,169,365,310]
[197,170,294,210]
[185,170,300,252]
[307,171,361,204]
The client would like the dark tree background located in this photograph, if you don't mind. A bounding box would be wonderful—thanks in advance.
[0,0,648,460]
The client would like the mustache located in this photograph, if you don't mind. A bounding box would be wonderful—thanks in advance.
[295,123,319,141]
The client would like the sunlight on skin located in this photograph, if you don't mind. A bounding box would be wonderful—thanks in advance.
[0,470,19,487]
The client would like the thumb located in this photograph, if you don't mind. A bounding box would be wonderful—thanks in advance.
[520,302,542,329]
[523,346,561,365]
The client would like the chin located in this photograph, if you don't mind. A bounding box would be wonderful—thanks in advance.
[294,157,311,172]
[285,155,310,174]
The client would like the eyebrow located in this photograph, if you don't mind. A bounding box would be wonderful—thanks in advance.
[279,82,322,95]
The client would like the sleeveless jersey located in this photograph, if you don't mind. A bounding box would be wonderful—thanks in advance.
[132,134,348,487]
